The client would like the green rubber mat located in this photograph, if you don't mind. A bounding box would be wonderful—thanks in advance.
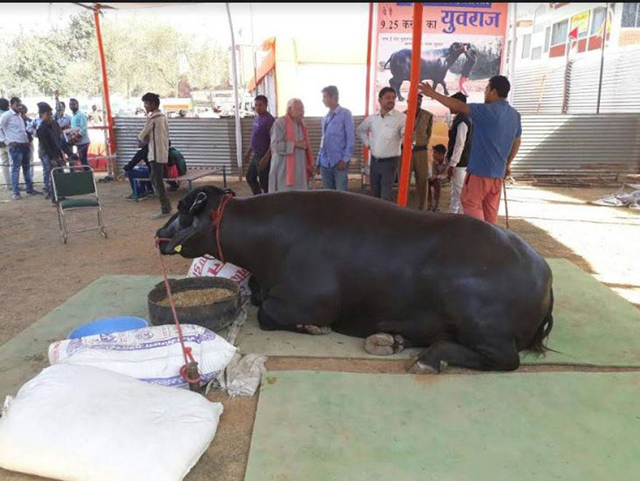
[521,259,640,366]
[2,259,639,398]
[245,371,640,481]
[0,275,170,399]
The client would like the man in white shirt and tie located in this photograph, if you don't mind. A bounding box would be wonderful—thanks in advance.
[356,87,406,201]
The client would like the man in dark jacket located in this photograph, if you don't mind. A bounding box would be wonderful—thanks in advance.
[36,103,66,201]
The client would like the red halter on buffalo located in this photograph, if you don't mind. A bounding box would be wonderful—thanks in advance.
[210,191,235,264]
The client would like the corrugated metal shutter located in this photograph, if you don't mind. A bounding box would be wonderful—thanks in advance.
[116,115,365,175]
[513,58,566,114]
[115,118,240,172]
[116,114,639,178]
[598,48,640,113]
[566,56,602,113]
[523,47,640,115]
[513,114,640,175]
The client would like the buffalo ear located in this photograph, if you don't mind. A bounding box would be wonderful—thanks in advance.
[189,192,209,215]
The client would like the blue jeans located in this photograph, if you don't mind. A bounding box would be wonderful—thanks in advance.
[29,144,35,182]
[76,143,90,166]
[41,155,52,193]
[41,155,64,198]
[320,165,349,192]
[9,145,34,196]
[127,167,153,197]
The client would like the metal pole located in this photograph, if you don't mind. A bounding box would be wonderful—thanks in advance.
[226,3,243,182]
[562,33,571,114]
[508,3,518,104]
[363,2,374,168]
[93,6,118,179]
[596,3,609,114]
[396,2,423,208]
[249,3,258,93]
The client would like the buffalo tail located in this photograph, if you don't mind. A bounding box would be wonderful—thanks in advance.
[528,287,554,354]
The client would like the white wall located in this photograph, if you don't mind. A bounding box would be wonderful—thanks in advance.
[286,64,366,117]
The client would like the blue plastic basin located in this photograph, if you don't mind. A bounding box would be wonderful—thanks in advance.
[68,316,149,339]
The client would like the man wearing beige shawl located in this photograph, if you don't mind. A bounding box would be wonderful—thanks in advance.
[269,99,314,192]
[139,92,171,219]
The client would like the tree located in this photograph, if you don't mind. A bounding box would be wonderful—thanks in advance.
[0,38,20,97]
[187,43,231,90]
[12,35,67,96]
[53,11,95,63]
[0,12,231,100]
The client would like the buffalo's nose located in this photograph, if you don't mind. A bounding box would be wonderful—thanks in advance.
[155,238,173,255]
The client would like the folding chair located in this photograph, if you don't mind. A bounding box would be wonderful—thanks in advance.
[52,166,108,244]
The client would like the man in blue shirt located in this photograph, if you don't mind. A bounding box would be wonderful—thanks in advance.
[317,86,354,192]
[419,75,521,224]
[69,98,90,166]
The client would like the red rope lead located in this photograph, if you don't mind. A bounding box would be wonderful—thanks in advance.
[154,237,201,389]
[153,193,234,390]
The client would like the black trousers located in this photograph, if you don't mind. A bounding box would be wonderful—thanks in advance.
[246,153,269,195]
[150,161,172,213]
[370,156,398,202]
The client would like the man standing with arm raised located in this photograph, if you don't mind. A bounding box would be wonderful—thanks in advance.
[419,75,521,224]
[69,99,91,167]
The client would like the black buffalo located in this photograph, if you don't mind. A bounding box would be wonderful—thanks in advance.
[156,186,554,373]
[383,42,476,100]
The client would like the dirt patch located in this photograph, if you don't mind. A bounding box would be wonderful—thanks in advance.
[187,393,259,481]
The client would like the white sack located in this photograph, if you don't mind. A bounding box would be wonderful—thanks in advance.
[49,324,236,388]
[188,255,252,297]
[0,364,223,481]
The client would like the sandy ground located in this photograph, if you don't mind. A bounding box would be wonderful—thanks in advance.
[502,184,640,306]
[0,173,638,481]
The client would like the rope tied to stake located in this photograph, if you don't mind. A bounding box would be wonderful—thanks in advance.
[153,192,234,391]
[154,237,202,390]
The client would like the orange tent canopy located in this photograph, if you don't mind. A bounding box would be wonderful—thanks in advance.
[246,37,276,92]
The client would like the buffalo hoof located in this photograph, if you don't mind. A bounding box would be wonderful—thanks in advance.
[409,360,448,374]
[364,333,405,356]
[295,325,332,335]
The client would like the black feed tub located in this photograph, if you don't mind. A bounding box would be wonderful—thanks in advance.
[148,277,241,332]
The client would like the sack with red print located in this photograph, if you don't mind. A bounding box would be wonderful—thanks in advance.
[188,255,252,298]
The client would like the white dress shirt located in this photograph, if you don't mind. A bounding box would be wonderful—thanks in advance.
[357,109,406,159]
[448,122,469,168]
[0,109,7,143]
[0,109,28,144]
